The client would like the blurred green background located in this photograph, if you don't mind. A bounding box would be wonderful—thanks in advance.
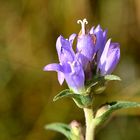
[0,0,140,140]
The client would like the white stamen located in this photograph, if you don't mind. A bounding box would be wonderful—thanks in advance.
[77,18,88,35]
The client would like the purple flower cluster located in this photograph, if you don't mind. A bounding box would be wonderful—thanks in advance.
[44,19,120,94]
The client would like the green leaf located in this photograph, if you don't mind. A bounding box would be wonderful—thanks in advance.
[72,94,92,108]
[53,89,72,101]
[53,89,92,108]
[45,123,72,140]
[104,74,121,81]
[86,81,98,93]
[86,74,121,95]
[94,101,140,127]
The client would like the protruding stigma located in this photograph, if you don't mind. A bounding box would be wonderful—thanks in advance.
[77,18,88,35]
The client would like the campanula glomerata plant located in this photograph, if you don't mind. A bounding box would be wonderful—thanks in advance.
[44,19,140,140]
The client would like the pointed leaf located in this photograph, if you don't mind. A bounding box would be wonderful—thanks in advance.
[104,74,121,81]
[86,75,121,95]
[53,89,92,108]
[94,101,140,127]
[86,81,98,93]
[53,89,72,101]
[45,123,71,140]
[72,94,92,108]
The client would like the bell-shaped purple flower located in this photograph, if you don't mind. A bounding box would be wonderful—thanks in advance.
[97,39,120,75]
[90,25,107,63]
[76,19,96,69]
[56,35,75,65]
[44,35,85,94]
[76,19,97,81]
[77,34,95,61]
[64,61,85,93]
[44,18,120,94]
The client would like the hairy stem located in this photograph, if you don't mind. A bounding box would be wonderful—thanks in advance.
[84,108,95,140]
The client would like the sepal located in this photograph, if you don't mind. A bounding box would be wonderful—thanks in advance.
[86,74,121,94]
[104,74,121,81]
[53,89,92,108]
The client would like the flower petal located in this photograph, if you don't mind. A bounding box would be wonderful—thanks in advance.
[100,39,111,64]
[104,43,120,74]
[69,33,77,46]
[56,35,75,64]
[90,25,108,62]
[76,52,89,69]
[58,72,65,85]
[43,63,63,72]
[89,26,95,34]
[97,40,120,75]
[76,34,95,61]
[64,61,85,94]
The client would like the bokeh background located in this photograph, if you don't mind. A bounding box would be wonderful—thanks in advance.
[0,0,140,140]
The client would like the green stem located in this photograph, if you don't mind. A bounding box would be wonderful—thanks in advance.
[84,108,95,140]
